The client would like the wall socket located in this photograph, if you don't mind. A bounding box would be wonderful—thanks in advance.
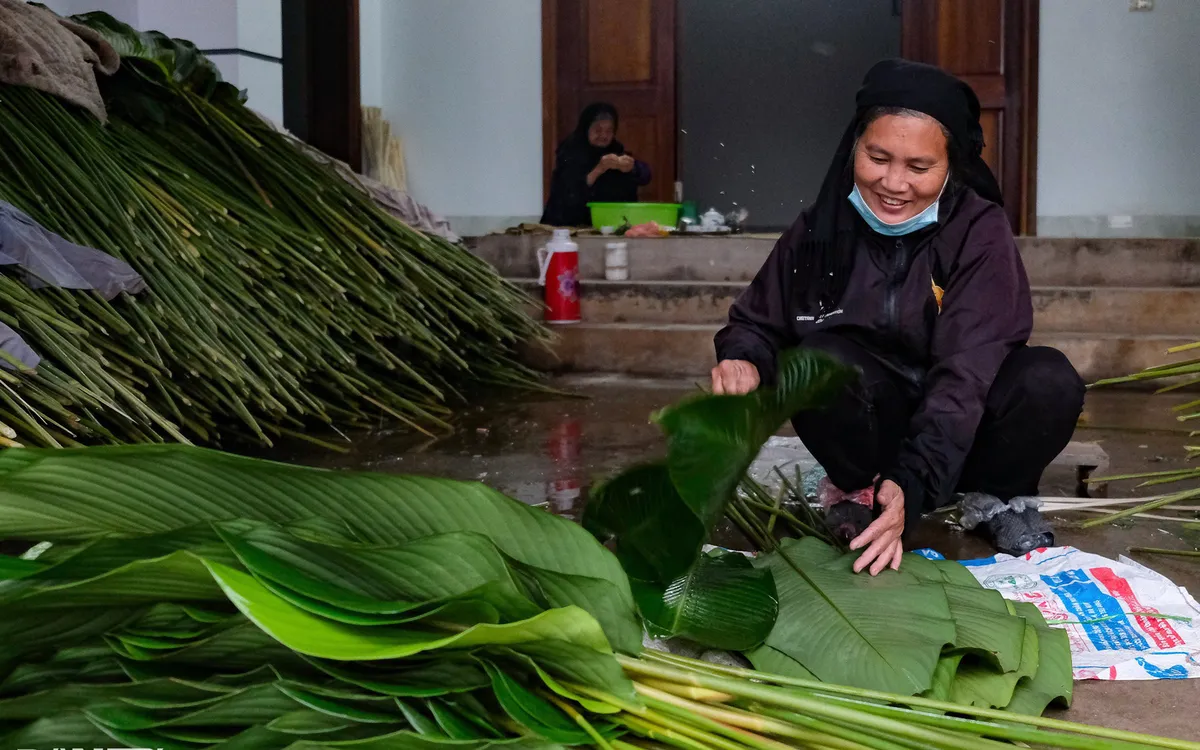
[1130,0,1153,10]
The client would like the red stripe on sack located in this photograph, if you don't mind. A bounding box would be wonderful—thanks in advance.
[1090,567,1184,649]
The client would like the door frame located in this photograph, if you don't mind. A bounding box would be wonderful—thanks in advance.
[542,0,558,202]
[902,0,1040,234]
[282,0,362,172]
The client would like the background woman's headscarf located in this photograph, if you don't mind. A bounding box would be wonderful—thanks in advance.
[570,102,624,158]
[797,59,1003,314]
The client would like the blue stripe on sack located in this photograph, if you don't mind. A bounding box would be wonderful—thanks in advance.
[958,555,1000,567]
[1041,569,1150,652]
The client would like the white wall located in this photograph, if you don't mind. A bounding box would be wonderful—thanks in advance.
[377,0,543,236]
[39,0,137,24]
[36,0,283,124]
[359,0,384,109]
[231,0,283,125]
[1037,0,1200,237]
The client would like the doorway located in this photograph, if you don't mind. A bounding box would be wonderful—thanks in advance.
[678,0,901,230]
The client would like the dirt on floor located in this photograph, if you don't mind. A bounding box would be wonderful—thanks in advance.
[269,378,1200,741]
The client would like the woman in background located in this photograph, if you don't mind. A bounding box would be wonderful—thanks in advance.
[541,102,651,227]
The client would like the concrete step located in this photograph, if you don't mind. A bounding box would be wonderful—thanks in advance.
[515,279,1200,336]
[521,323,1195,383]
[473,234,1200,287]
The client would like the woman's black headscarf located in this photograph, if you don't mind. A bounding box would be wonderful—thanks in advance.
[541,102,635,225]
[797,59,1003,315]
[572,102,624,159]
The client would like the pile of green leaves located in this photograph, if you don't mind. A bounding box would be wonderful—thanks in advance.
[0,444,640,748]
[586,347,1072,715]
[748,537,1072,714]
[0,12,545,449]
[1,445,1194,749]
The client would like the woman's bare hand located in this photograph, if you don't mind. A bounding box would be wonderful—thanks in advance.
[616,155,636,173]
[849,480,905,575]
[599,153,624,171]
[711,359,760,395]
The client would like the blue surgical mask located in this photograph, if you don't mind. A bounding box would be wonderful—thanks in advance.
[848,178,947,236]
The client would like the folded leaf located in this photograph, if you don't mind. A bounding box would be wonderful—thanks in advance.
[902,554,1026,672]
[949,612,1039,709]
[654,349,855,536]
[205,561,614,660]
[584,463,700,584]
[941,585,1026,672]
[920,652,964,703]
[216,521,542,623]
[745,538,955,695]
[1,550,223,609]
[1005,601,1073,715]
[634,549,778,650]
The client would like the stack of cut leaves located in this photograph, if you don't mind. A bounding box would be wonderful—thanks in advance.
[0,12,545,450]
[745,537,1074,715]
[1,445,1195,749]
[586,348,1074,716]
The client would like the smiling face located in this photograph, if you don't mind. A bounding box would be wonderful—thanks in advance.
[852,113,950,224]
[588,117,615,148]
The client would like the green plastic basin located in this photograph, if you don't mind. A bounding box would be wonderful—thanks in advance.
[587,202,681,229]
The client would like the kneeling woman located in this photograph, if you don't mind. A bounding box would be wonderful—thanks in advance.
[712,60,1085,575]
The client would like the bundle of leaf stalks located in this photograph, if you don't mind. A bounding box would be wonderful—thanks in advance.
[0,13,545,449]
[1049,341,1200,555]
[1,445,1195,750]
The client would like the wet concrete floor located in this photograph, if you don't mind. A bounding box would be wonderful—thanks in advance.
[271,378,1200,741]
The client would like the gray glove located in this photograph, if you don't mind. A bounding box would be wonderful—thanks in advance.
[958,492,1054,556]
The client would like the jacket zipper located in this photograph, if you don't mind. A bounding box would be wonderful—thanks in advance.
[884,238,909,333]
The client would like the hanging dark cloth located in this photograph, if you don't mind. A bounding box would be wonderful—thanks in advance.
[541,103,645,226]
[0,200,147,370]
[797,58,1003,316]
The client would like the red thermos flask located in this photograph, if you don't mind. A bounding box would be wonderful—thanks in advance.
[537,229,581,324]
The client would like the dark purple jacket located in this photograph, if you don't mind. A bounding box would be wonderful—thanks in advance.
[715,188,1032,519]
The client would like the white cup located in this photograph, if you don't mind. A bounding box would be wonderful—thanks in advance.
[605,242,629,281]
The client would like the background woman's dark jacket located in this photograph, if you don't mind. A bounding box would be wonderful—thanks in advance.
[541,104,652,226]
[715,186,1033,523]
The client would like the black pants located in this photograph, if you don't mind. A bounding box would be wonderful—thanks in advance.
[791,333,1086,508]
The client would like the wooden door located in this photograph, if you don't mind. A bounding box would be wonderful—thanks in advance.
[282,0,361,172]
[902,0,1039,233]
[543,0,677,203]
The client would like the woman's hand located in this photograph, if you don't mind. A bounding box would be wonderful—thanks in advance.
[849,480,905,575]
[711,359,760,395]
[588,154,624,186]
[615,155,636,173]
[599,153,624,171]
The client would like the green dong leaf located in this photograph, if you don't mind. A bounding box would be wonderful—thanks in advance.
[635,549,778,651]
[745,537,956,696]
